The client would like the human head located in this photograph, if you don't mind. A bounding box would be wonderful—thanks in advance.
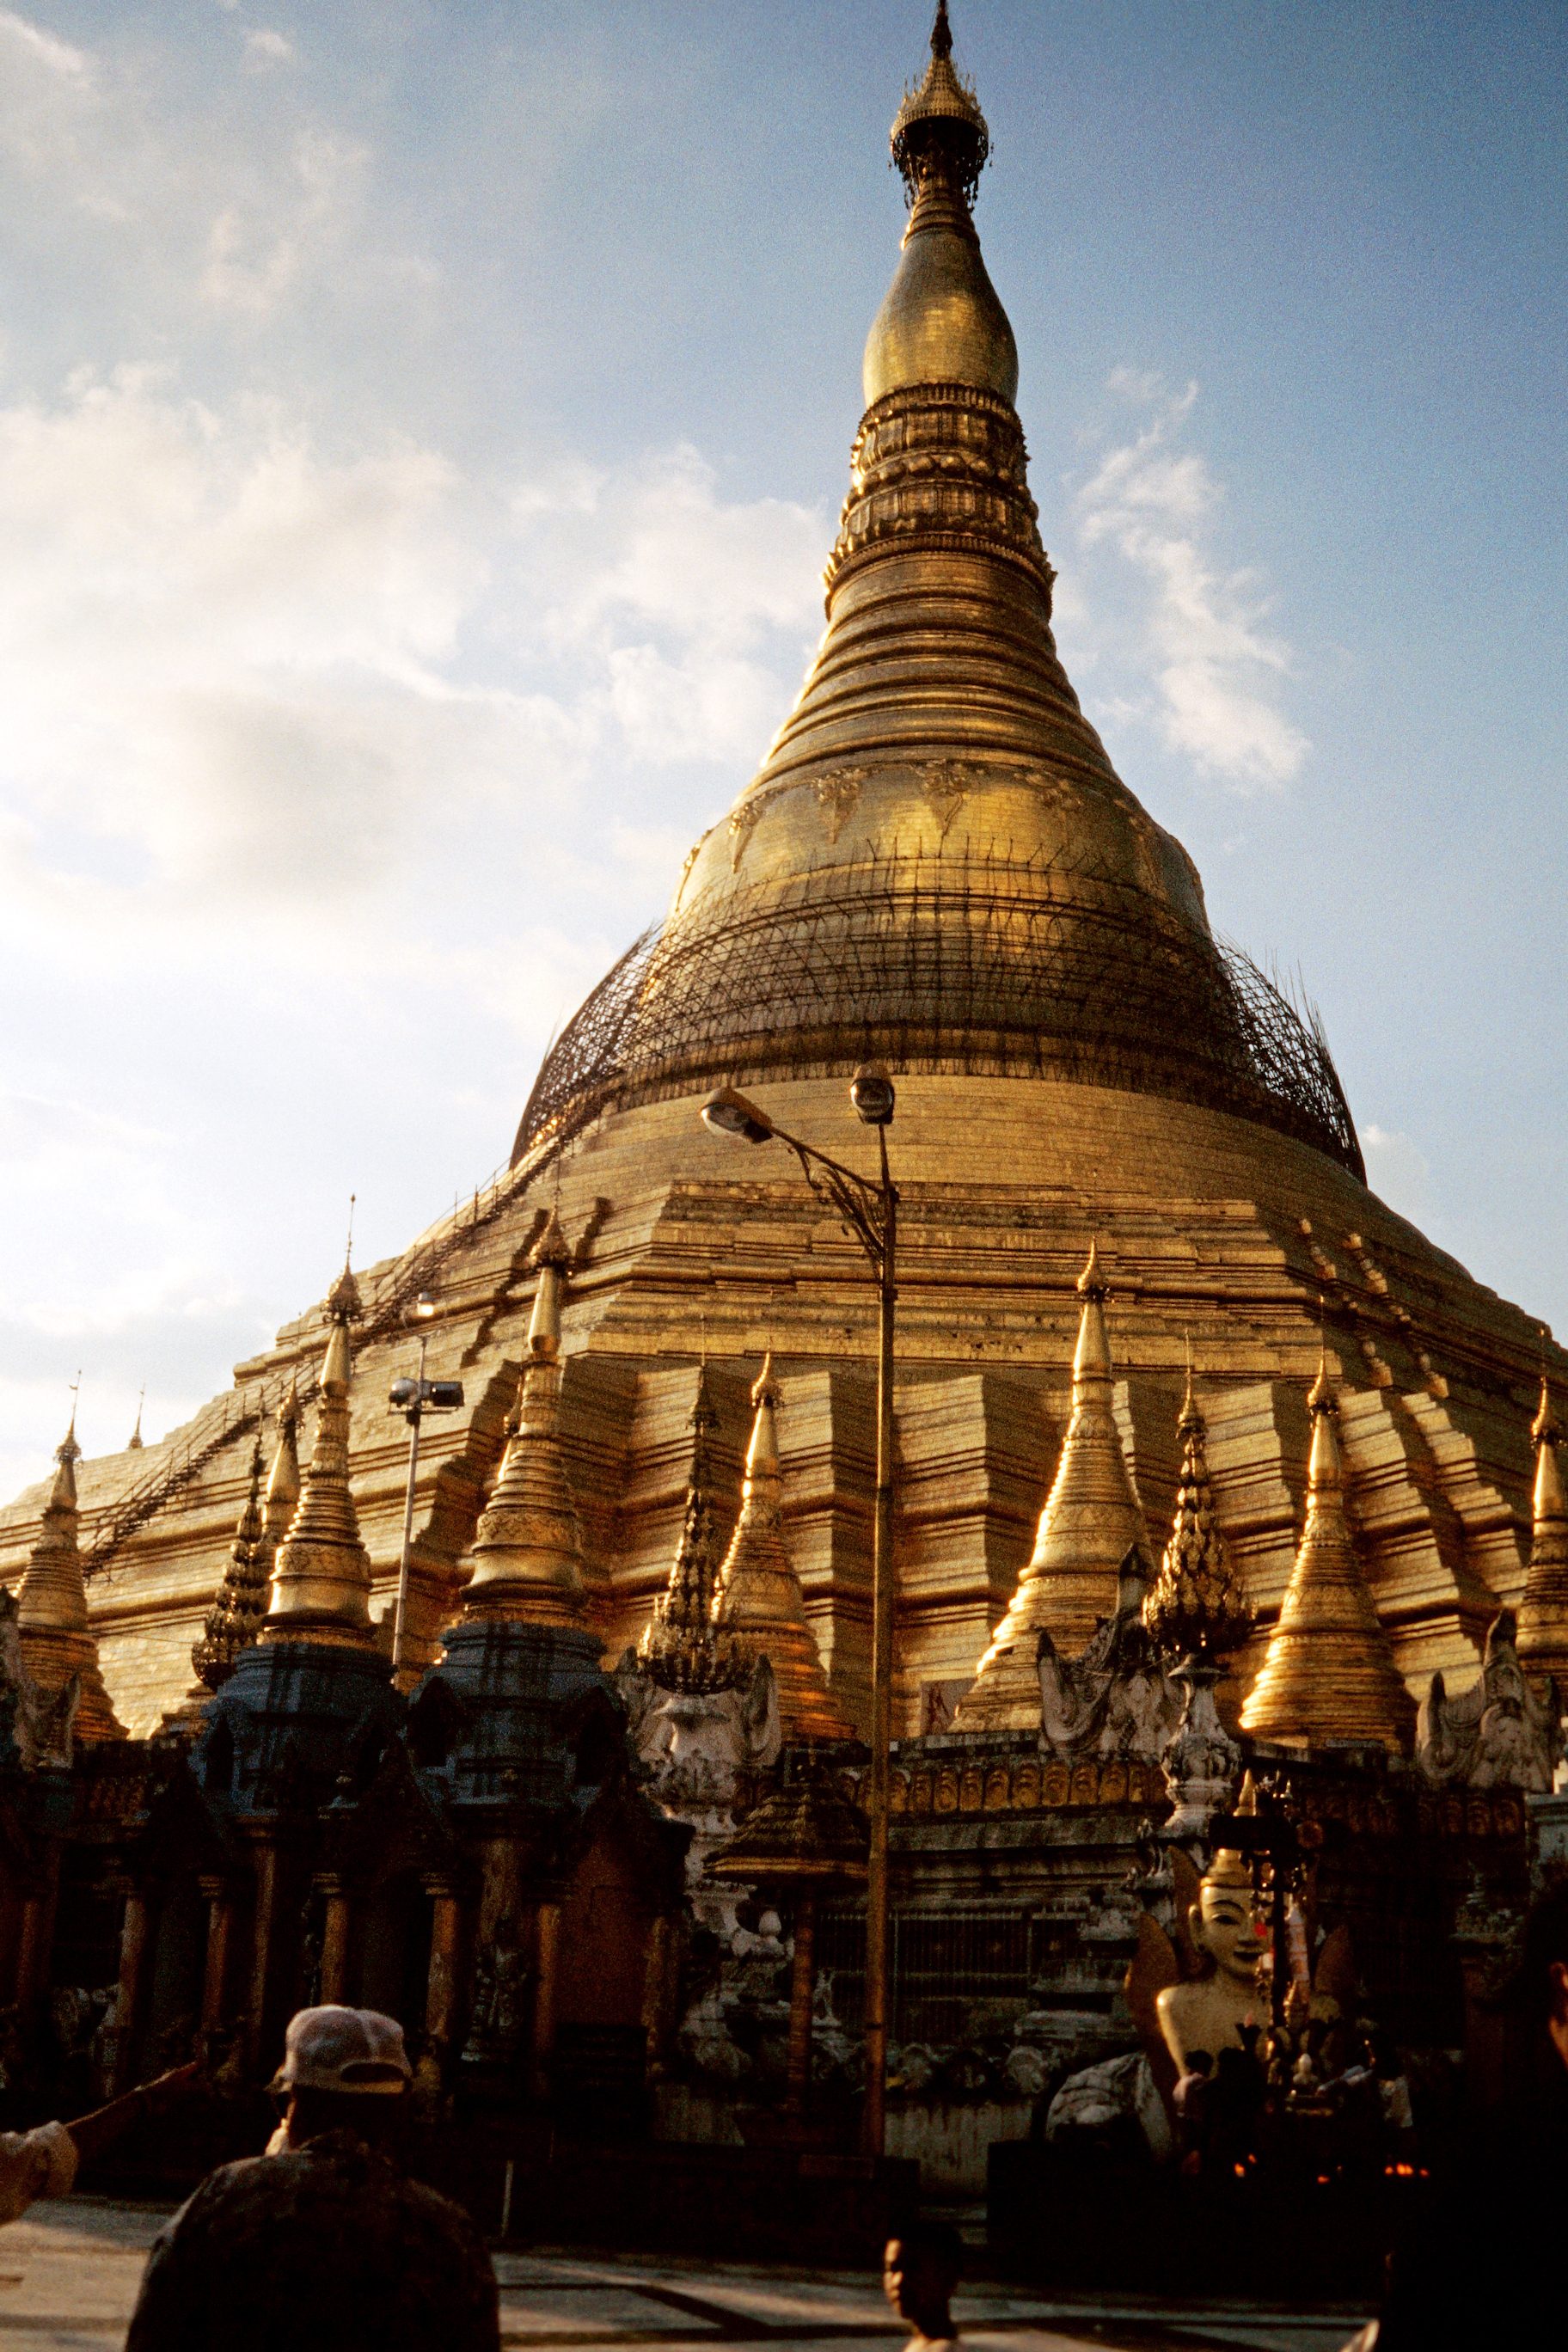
[884,2220,963,2339]
[1190,1851,1259,1987]
[270,2006,411,2148]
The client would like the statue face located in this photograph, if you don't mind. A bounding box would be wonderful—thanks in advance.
[1192,1883,1259,1985]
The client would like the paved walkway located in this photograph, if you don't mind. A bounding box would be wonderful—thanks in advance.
[0,2197,1370,2352]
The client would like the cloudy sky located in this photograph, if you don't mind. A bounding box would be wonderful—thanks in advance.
[1,0,1564,1498]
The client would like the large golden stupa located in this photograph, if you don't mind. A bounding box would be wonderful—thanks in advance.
[2,4,1558,1743]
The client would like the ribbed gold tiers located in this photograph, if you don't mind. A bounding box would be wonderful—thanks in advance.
[712,1359,852,1742]
[1516,1379,1568,1690]
[263,1278,378,1650]
[461,1216,588,1626]
[955,1246,1150,1728]
[1240,1363,1416,1753]
[17,1425,124,1742]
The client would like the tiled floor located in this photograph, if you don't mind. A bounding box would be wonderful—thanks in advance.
[0,2197,1371,2352]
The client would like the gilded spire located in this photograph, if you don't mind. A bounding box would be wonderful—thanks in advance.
[461,1212,588,1626]
[710,1357,852,1742]
[126,1391,144,1451]
[1516,1371,1568,1690]
[16,1413,125,1742]
[1240,1353,1415,1753]
[639,1367,744,1693]
[1143,1364,1251,1664]
[955,1243,1151,1730]
[262,1265,377,1649]
[191,1430,269,1693]
[260,1375,303,1560]
[864,3,1017,409]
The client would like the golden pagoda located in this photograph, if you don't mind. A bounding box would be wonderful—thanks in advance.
[1240,1357,1416,1753]
[1516,1376,1568,1691]
[711,1358,853,1742]
[1144,1361,1251,1667]
[16,1414,124,1743]
[4,4,1562,1749]
[955,1244,1150,1729]
[262,1262,377,1649]
[260,1375,303,1560]
[460,1213,588,1626]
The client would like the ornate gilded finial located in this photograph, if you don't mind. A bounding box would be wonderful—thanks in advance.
[955,1235,1151,1728]
[711,1361,851,1741]
[262,1261,377,1651]
[192,1429,269,1693]
[1240,1360,1415,1754]
[461,1234,587,1626]
[16,1406,124,1741]
[126,1389,145,1451]
[1144,1359,1251,1666]
[891,0,990,209]
[1517,1355,1568,1692]
[640,1366,744,1694]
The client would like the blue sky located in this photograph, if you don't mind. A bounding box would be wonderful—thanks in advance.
[0,0,1564,1496]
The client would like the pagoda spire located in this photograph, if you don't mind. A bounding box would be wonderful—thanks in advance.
[126,1391,144,1451]
[461,1211,589,1625]
[190,1429,269,1693]
[1240,1352,1415,1752]
[262,1257,377,1649]
[260,1375,303,1564]
[639,1366,744,1693]
[955,1243,1151,1730]
[711,1357,852,1742]
[17,1410,125,1742]
[1516,1372,1568,1690]
[1144,1356,1251,1665]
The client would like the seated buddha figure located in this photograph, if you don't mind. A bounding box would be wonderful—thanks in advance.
[1155,1846,1262,2077]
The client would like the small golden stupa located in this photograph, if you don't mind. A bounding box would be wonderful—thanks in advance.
[16,1413,124,1743]
[1516,1375,1568,1692]
[1240,1355,1415,1752]
[709,1358,852,1742]
[955,1243,1150,1728]
[262,1263,378,1649]
[460,1213,588,1627]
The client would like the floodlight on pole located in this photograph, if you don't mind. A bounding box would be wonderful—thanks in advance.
[389,1289,463,1680]
[695,1074,897,2161]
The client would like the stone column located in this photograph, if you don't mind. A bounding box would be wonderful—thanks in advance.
[14,1866,60,2011]
[639,1914,672,2069]
[318,1884,352,2006]
[111,1890,152,2096]
[424,1885,463,2065]
[531,1902,561,2101]
[784,1889,818,2117]
[243,1839,279,2075]
[199,1878,235,2034]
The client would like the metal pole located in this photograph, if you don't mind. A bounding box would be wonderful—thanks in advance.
[391,1330,426,1676]
[861,1128,897,2159]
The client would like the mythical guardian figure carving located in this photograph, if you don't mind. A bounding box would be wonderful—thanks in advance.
[1036,1549,1185,1760]
[0,1587,79,1770]
[1418,1609,1563,1792]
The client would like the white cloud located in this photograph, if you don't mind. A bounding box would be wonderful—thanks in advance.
[1363,1124,1440,1231]
[1070,378,1308,791]
[242,28,295,74]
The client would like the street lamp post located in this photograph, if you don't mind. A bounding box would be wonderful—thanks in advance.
[388,1292,465,1679]
[700,1067,898,2159]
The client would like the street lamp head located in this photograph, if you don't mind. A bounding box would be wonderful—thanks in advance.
[850,1063,896,1128]
[701,1085,775,1146]
[402,1290,437,1330]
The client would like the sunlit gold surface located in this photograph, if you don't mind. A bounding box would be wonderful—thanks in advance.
[263,1297,377,1649]
[1240,1360,1416,1753]
[17,1422,124,1741]
[461,1214,587,1626]
[1144,1366,1251,1662]
[1516,1378,1568,1689]
[712,1357,852,1742]
[863,173,1017,408]
[955,1245,1150,1728]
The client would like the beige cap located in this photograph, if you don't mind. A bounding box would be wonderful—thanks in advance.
[271,2006,412,2096]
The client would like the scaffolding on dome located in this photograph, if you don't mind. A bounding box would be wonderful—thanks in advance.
[511,844,1364,1183]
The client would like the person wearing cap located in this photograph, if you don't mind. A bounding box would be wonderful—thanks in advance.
[125,2008,497,2352]
[262,2004,415,2153]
